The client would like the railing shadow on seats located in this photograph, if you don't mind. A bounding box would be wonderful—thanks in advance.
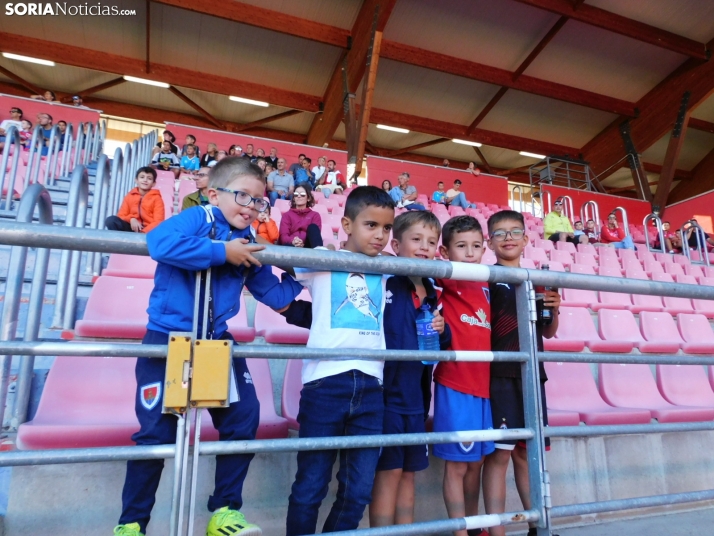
[2,188,714,534]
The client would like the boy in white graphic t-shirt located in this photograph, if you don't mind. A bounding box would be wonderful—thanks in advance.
[285,186,395,535]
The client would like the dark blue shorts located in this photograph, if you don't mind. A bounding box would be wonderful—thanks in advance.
[490,376,550,450]
[375,410,429,472]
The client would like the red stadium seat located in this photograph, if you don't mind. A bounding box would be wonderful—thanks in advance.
[544,362,651,425]
[561,287,597,309]
[547,409,581,426]
[177,179,198,210]
[598,266,623,278]
[577,243,598,257]
[534,239,553,253]
[663,263,685,277]
[550,307,633,352]
[598,255,622,274]
[656,363,714,408]
[638,311,683,353]
[652,273,693,314]
[524,247,548,266]
[676,313,714,354]
[643,258,664,277]
[274,199,291,214]
[549,249,573,268]
[103,254,157,279]
[673,254,691,266]
[598,363,714,423]
[573,252,597,268]
[684,264,704,278]
[254,288,311,344]
[598,309,665,353]
[330,194,347,207]
[282,358,302,430]
[569,264,596,276]
[520,258,537,269]
[547,261,566,272]
[74,276,153,339]
[596,290,632,311]
[555,241,576,254]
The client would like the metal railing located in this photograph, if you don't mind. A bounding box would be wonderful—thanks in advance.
[559,195,574,223]
[3,195,714,534]
[532,189,551,218]
[611,206,630,237]
[510,185,524,213]
[644,213,666,253]
[529,156,596,191]
[580,200,600,233]
[681,219,711,267]
[0,126,23,213]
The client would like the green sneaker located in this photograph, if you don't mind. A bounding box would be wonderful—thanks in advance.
[206,507,262,536]
[113,523,144,536]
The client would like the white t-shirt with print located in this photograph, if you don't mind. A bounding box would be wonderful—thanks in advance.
[294,250,388,384]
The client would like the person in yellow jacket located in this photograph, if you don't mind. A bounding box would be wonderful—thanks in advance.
[543,198,584,244]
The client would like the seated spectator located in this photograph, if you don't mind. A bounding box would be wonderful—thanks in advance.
[543,199,576,243]
[684,220,714,250]
[181,134,200,158]
[181,167,211,210]
[71,95,87,107]
[572,220,589,244]
[671,229,684,253]
[214,150,227,164]
[267,147,279,168]
[442,159,450,167]
[255,147,266,160]
[31,90,56,102]
[200,143,218,167]
[105,167,165,233]
[279,185,323,248]
[18,119,33,149]
[152,130,178,156]
[56,120,67,148]
[312,156,327,184]
[585,219,599,244]
[316,159,343,197]
[600,212,635,250]
[36,113,53,156]
[443,179,475,208]
[244,143,255,160]
[294,157,315,189]
[467,161,481,176]
[180,144,200,174]
[233,145,244,157]
[264,161,274,181]
[267,158,294,205]
[252,205,279,244]
[432,181,446,204]
[288,154,306,176]
[381,180,392,193]
[662,221,678,252]
[0,107,23,138]
[254,157,266,172]
[388,172,425,210]
[151,140,181,178]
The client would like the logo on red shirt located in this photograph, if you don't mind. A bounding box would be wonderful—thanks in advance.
[460,308,491,329]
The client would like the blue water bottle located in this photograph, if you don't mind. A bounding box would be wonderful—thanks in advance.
[416,304,440,364]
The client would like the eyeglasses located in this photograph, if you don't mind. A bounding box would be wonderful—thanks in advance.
[216,187,269,212]
[293,192,307,198]
[195,172,209,179]
[10,109,20,114]
[490,229,525,242]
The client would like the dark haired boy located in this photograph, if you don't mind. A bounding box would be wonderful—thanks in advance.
[434,216,494,536]
[285,186,395,535]
[482,210,560,536]
[105,167,165,234]
[181,134,200,158]
[114,158,303,536]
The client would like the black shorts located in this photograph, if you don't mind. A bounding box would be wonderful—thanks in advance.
[376,410,429,472]
[548,232,577,244]
[490,376,550,450]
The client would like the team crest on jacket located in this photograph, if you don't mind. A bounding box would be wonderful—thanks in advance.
[140,382,161,410]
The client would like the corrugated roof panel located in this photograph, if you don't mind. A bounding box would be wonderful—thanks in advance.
[232,0,363,30]
[587,0,714,42]
[0,57,118,96]
[373,59,503,125]
[477,90,618,149]
[366,127,443,152]
[95,81,198,117]
[523,20,687,102]
[152,4,338,97]
[692,94,714,123]
[384,0,561,72]
[262,112,314,135]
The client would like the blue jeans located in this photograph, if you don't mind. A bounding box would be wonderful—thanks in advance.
[612,235,635,250]
[286,370,384,535]
[269,190,291,206]
[448,192,474,208]
[404,203,426,211]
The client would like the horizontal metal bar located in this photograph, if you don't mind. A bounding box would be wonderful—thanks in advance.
[551,489,714,518]
[1,221,713,298]
[322,510,539,536]
[546,421,714,438]
[0,341,525,362]
[540,351,714,365]
[0,429,532,467]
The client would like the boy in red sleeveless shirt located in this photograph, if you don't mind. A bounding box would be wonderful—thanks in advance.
[434,216,494,536]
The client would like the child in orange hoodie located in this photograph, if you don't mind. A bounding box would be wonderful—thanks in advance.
[252,204,280,244]
[105,167,166,234]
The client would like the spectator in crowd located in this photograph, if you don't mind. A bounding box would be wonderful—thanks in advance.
[572,220,589,245]
[105,167,165,233]
[228,145,238,156]
[670,229,684,253]
[215,150,227,163]
[294,157,315,189]
[31,90,56,102]
[444,180,475,208]
[181,167,211,210]
[279,185,323,248]
[254,157,266,173]
[467,161,481,176]
[264,161,274,181]
[71,95,88,108]
[585,219,599,244]
[151,140,181,178]
[660,221,678,253]
[317,159,343,197]
[200,143,218,167]
[288,154,306,176]
[152,130,178,156]
[381,180,392,193]
[19,119,33,149]
[36,113,53,156]
[443,159,450,167]
[267,147,279,168]
[312,156,327,184]
[388,172,425,210]
[543,198,576,243]
[56,120,67,147]
[181,134,200,158]
[684,220,714,250]
[432,181,447,204]
[267,157,294,205]
[233,145,244,157]
[600,212,635,250]
[180,144,200,174]
[252,205,280,244]
[244,143,255,160]
[256,148,265,159]
[0,107,23,138]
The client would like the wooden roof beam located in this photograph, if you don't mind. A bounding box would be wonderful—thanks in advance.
[382,138,449,158]
[60,77,126,103]
[653,95,692,211]
[512,0,708,60]
[168,86,225,129]
[0,31,321,112]
[641,162,692,181]
[689,117,714,134]
[0,64,43,96]
[666,145,714,204]
[233,110,303,132]
[307,0,397,147]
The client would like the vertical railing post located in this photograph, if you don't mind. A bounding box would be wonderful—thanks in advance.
[0,126,22,213]
[74,122,85,171]
[0,184,53,430]
[516,281,550,535]
[85,155,111,275]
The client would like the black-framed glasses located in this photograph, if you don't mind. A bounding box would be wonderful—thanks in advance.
[10,109,20,114]
[195,172,209,179]
[216,187,269,212]
[490,229,525,242]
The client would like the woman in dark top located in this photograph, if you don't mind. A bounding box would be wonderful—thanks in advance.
[382,180,392,193]
[200,143,218,167]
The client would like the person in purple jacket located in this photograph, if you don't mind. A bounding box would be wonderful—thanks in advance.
[279,184,324,248]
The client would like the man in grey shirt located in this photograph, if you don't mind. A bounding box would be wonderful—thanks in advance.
[267,158,295,206]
